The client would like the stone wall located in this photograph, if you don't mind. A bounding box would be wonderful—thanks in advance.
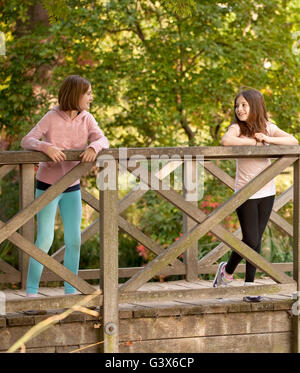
[0,297,294,353]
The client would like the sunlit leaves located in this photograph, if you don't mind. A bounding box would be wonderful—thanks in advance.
[0,0,299,148]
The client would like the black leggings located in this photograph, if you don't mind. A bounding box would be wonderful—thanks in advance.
[225,195,275,282]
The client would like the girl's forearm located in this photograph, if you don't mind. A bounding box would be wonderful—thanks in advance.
[266,136,298,145]
[221,136,256,146]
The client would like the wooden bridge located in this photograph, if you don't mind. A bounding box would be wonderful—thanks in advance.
[0,146,300,353]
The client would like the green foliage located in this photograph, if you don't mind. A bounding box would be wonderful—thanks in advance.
[1,0,299,149]
[0,1,299,280]
[265,226,293,263]
[137,190,182,247]
[118,233,142,268]
[42,0,70,23]
[160,0,197,17]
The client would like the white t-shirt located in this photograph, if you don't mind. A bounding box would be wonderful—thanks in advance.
[228,122,278,199]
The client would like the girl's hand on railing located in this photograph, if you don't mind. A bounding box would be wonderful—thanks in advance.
[255,140,264,146]
[79,147,97,162]
[254,132,269,143]
[45,146,66,163]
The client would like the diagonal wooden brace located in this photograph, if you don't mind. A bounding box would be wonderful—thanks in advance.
[0,220,95,294]
[204,161,293,236]
[81,189,184,270]
[0,161,94,245]
[120,156,297,292]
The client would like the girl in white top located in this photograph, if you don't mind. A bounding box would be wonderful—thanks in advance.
[213,88,298,301]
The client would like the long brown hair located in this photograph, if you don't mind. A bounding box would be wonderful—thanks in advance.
[58,75,90,111]
[234,88,268,137]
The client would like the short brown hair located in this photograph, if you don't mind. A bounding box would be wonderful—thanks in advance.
[58,75,91,111]
[234,88,268,137]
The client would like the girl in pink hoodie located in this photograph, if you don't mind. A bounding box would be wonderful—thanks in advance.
[21,75,109,296]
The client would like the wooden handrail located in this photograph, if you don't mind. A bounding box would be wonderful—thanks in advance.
[1,145,300,164]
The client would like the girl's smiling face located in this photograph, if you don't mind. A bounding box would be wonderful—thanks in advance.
[79,85,93,111]
[235,95,250,122]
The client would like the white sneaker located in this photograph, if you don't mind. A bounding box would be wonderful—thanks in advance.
[213,262,232,287]
[243,282,262,302]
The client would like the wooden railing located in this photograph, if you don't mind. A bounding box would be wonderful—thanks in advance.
[1,146,300,352]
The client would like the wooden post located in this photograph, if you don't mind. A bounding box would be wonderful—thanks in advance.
[183,159,198,281]
[19,164,35,289]
[293,158,300,353]
[99,159,119,352]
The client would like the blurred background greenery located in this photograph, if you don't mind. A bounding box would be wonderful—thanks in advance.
[0,0,299,287]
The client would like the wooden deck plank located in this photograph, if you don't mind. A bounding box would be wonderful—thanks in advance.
[255,277,276,284]
[3,291,26,301]
[11,289,45,298]
[262,294,292,300]
[38,288,65,297]
[138,283,166,291]
[172,297,242,310]
[0,277,296,314]
[188,281,208,288]
[149,283,188,291]
[198,280,214,286]
[130,300,186,315]
[162,280,200,289]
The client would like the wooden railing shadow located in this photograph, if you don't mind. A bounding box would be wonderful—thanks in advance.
[1,146,300,352]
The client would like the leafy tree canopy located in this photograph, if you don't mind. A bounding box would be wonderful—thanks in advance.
[0,0,299,149]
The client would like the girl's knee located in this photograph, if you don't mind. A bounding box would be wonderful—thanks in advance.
[35,233,54,252]
[64,226,81,246]
[65,236,81,251]
[243,237,260,252]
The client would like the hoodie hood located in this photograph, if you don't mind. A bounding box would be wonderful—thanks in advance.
[51,105,88,122]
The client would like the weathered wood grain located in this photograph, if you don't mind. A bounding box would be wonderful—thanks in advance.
[0,220,95,294]
[99,164,119,353]
[293,159,300,353]
[118,216,184,271]
[198,229,242,267]
[42,266,186,282]
[81,188,184,270]
[205,160,293,236]
[0,164,16,179]
[270,211,293,236]
[273,186,293,211]
[0,258,20,275]
[197,185,293,268]
[120,157,296,292]
[0,273,21,282]
[2,146,300,164]
[183,160,199,281]
[19,163,35,288]
[0,162,94,245]
[5,293,102,313]
[118,283,296,304]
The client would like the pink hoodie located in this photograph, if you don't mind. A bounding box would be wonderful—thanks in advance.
[21,106,109,186]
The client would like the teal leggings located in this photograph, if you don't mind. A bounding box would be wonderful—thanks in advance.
[26,188,82,294]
